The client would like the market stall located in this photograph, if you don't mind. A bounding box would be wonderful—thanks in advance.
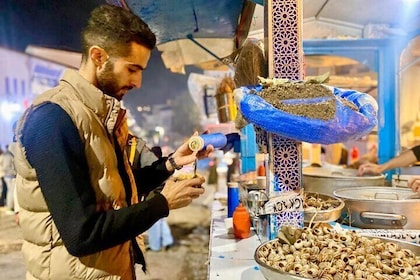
[206,0,420,279]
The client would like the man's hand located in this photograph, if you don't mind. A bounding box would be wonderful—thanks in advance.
[408,176,420,194]
[357,162,382,176]
[166,132,214,172]
[160,176,205,210]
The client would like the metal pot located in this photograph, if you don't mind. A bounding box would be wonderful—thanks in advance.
[334,187,420,229]
[303,167,385,196]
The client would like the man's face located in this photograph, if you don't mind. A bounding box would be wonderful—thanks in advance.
[97,43,152,101]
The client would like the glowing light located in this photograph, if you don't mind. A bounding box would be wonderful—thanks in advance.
[137,106,151,112]
[155,126,165,136]
[0,101,22,121]
[126,118,135,127]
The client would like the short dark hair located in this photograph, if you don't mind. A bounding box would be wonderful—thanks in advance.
[81,4,156,62]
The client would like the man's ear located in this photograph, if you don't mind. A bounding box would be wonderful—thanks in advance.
[89,46,109,67]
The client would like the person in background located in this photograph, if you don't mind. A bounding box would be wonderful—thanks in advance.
[1,144,16,213]
[358,145,420,194]
[227,157,240,183]
[13,4,212,280]
[0,146,5,207]
[146,146,175,251]
[207,157,219,186]
[322,143,348,166]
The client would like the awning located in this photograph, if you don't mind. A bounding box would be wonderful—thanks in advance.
[107,0,256,73]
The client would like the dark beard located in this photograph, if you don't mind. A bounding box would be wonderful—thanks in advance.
[97,61,120,100]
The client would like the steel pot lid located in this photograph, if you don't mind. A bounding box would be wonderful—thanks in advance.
[333,186,420,201]
[303,167,384,179]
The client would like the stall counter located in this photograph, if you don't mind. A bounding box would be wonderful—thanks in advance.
[206,195,420,279]
[207,202,265,280]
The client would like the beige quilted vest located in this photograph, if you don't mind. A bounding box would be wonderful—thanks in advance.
[14,70,143,280]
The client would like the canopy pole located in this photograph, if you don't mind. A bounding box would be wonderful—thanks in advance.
[186,34,235,71]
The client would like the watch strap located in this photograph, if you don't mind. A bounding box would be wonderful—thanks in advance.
[168,156,183,170]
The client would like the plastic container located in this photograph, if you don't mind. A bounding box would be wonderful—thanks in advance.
[233,203,251,239]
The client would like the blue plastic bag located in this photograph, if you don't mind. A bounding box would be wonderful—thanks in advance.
[234,84,378,144]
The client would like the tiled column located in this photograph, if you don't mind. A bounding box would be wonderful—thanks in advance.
[261,0,304,240]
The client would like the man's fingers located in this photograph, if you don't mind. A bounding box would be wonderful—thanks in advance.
[408,177,420,193]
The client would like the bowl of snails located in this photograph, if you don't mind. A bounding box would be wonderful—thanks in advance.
[254,224,420,280]
[303,192,345,225]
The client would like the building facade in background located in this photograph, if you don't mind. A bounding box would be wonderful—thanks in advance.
[0,47,66,147]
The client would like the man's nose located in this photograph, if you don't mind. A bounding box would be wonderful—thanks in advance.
[131,79,141,89]
[130,74,142,89]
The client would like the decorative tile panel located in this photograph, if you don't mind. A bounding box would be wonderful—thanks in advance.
[263,0,304,239]
[269,0,303,80]
[268,133,301,194]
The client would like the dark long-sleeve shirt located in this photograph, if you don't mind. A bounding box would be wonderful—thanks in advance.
[20,103,170,256]
[412,145,420,161]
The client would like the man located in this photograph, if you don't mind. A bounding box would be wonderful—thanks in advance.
[14,4,211,280]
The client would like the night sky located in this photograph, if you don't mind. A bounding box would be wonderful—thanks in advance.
[0,0,199,110]
[0,0,106,52]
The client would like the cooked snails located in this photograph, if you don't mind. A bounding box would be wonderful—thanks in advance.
[256,225,420,279]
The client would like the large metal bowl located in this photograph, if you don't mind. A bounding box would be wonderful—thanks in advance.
[255,242,311,280]
[256,261,310,280]
[255,233,420,280]
[303,167,386,196]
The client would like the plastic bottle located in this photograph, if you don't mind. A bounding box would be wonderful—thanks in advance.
[257,164,265,177]
[233,203,251,239]
[227,182,240,218]
[350,146,359,164]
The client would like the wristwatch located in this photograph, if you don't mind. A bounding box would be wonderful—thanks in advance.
[168,156,183,170]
